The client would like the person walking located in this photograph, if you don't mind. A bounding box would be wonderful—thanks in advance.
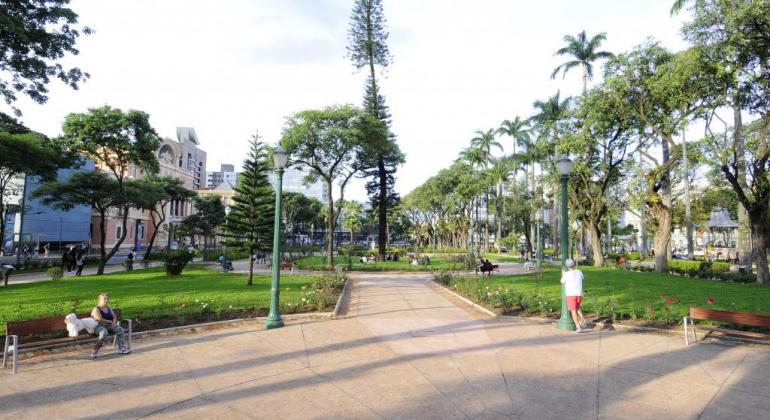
[126,249,134,271]
[43,243,50,258]
[67,247,77,272]
[61,248,69,270]
[75,252,85,276]
[560,258,586,333]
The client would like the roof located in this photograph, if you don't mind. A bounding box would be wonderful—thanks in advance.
[176,127,199,145]
[213,179,235,192]
[707,208,739,230]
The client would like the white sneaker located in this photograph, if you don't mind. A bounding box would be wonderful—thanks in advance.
[575,327,583,333]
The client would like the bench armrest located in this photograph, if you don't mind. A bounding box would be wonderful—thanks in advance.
[119,319,133,350]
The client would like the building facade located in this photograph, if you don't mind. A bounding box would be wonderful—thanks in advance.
[90,127,207,252]
[206,164,239,188]
[268,165,328,204]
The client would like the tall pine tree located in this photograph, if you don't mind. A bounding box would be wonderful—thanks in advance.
[347,0,404,261]
[224,135,275,286]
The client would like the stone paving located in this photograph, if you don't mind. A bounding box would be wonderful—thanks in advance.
[1,273,769,419]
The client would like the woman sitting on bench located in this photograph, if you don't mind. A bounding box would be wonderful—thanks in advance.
[91,293,130,358]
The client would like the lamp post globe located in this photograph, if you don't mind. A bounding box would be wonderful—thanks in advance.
[556,154,576,331]
[266,145,288,329]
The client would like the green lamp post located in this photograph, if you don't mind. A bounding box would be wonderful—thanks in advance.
[556,154,576,331]
[266,146,288,330]
[536,209,544,271]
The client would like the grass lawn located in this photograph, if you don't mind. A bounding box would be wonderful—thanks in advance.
[482,253,525,263]
[440,267,770,325]
[0,266,331,335]
[294,255,466,271]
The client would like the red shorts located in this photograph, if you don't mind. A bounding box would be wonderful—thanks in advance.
[567,296,582,310]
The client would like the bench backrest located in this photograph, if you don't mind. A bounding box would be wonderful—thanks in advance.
[6,309,122,337]
[690,307,770,328]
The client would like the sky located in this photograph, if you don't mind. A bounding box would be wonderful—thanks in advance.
[6,0,692,202]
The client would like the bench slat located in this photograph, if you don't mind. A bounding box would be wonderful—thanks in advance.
[696,325,770,340]
[17,335,94,348]
[689,307,770,328]
[6,309,123,336]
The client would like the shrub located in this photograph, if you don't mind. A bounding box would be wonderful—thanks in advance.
[47,267,63,280]
[143,251,167,261]
[200,248,251,261]
[668,260,703,275]
[165,250,193,275]
[627,252,642,261]
[718,272,757,283]
[711,262,731,273]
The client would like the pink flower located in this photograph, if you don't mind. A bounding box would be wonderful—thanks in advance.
[181,303,187,308]
[665,297,673,304]
[706,297,715,305]
[660,292,666,297]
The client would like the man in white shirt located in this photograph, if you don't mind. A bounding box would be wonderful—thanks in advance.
[560,258,586,332]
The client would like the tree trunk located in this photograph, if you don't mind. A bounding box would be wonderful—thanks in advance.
[247,253,254,286]
[326,180,334,269]
[683,131,694,260]
[144,220,162,259]
[749,208,770,284]
[586,222,604,267]
[523,219,533,255]
[734,104,752,270]
[97,210,107,275]
[653,208,672,273]
[496,182,502,245]
[377,157,387,261]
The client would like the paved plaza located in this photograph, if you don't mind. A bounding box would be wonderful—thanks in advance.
[2,273,769,419]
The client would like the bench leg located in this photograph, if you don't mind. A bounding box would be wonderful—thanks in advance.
[126,319,132,351]
[684,317,689,345]
[12,336,17,374]
[691,318,697,343]
[2,334,8,368]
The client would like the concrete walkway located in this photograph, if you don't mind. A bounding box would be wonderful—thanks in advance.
[2,273,769,419]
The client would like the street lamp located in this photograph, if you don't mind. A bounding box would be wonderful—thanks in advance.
[266,146,288,330]
[536,209,544,271]
[556,154,576,331]
[222,207,231,273]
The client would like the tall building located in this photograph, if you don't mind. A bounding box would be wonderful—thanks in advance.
[206,163,239,188]
[268,165,328,203]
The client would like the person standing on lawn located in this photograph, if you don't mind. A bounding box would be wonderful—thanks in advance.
[561,258,586,332]
[61,248,69,270]
[90,293,130,358]
[75,252,85,276]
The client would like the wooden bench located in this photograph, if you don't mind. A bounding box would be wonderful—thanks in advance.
[475,264,499,276]
[684,307,770,345]
[3,309,132,374]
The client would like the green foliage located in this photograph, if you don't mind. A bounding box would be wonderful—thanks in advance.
[200,248,251,262]
[550,30,613,90]
[47,267,63,281]
[282,192,322,234]
[0,0,91,107]
[165,250,193,275]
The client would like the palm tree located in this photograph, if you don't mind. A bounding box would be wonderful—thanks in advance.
[470,129,503,169]
[470,129,503,252]
[550,30,613,93]
[488,156,514,245]
[497,117,530,181]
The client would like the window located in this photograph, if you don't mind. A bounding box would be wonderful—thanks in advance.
[116,225,123,239]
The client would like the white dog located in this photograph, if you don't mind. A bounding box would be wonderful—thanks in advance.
[64,313,99,337]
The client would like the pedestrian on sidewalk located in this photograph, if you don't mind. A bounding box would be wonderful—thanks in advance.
[76,252,85,276]
[61,248,69,270]
[90,293,130,358]
[67,247,77,272]
[43,243,49,258]
[126,249,134,271]
[560,258,586,333]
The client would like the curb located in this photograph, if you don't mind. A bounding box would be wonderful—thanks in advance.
[428,279,497,317]
[333,277,352,318]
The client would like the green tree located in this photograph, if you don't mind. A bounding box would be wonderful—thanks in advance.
[282,192,322,235]
[132,176,196,258]
[224,136,274,285]
[682,0,770,282]
[341,200,364,242]
[281,105,384,268]
[32,171,123,274]
[0,123,71,255]
[347,0,404,262]
[60,105,160,271]
[184,195,226,248]
[550,30,613,93]
[0,0,91,110]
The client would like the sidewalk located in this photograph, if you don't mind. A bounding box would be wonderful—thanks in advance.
[1,272,768,418]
